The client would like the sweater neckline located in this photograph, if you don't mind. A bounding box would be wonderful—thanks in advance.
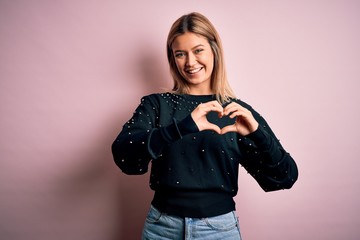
[178,93,216,102]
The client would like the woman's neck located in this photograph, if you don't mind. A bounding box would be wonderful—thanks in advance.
[188,87,213,95]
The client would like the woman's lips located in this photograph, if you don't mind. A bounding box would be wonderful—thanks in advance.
[185,67,203,74]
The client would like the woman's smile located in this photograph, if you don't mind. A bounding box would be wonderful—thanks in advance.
[185,67,203,74]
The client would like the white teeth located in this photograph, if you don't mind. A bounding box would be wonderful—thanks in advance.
[186,67,202,74]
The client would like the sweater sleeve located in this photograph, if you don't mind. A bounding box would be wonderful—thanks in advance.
[237,103,298,192]
[111,95,199,175]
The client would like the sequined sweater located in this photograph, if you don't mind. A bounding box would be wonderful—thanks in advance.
[112,93,298,218]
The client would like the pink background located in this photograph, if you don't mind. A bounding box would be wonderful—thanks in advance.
[1,1,359,239]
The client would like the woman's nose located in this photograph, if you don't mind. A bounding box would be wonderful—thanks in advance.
[186,53,196,67]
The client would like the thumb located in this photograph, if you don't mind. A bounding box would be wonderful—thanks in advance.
[220,125,236,135]
[205,123,221,134]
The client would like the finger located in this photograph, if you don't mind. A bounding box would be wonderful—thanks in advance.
[205,123,221,134]
[208,100,223,107]
[232,111,259,134]
[224,102,248,114]
[192,103,221,120]
[218,111,224,118]
[207,100,223,110]
[201,101,224,114]
[223,102,242,116]
[208,105,224,114]
[228,108,249,119]
[224,104,252,119]
[220,125,237,135]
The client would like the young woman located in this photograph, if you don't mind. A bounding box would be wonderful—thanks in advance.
[112,12,298,240]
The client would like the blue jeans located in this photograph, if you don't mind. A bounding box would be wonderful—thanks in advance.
[142,205,242,240]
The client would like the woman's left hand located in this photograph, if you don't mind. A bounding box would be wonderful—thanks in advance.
[221,102,259,136]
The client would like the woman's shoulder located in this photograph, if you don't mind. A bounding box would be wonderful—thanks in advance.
[138,92,179,106]
[141,92,174,101]
[230,97,253,110]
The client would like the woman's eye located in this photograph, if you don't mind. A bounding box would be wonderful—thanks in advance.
[194,49,204,54]
[175,52,185,58]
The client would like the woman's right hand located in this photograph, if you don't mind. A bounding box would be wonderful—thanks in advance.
[191,100,223,134]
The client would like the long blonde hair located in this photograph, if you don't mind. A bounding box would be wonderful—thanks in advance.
[167,12,236,103]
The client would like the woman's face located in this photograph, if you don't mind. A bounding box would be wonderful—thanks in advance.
[172,32,214,95]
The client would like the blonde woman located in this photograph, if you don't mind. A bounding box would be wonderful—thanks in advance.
[112,12,298,239]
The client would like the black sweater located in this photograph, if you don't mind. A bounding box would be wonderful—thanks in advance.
[112,93,298,218]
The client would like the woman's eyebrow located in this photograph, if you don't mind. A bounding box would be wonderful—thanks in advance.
[191,44,205,50]
[173,44,205,52]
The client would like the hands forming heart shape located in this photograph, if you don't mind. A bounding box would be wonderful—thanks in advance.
[191,100,259,136]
